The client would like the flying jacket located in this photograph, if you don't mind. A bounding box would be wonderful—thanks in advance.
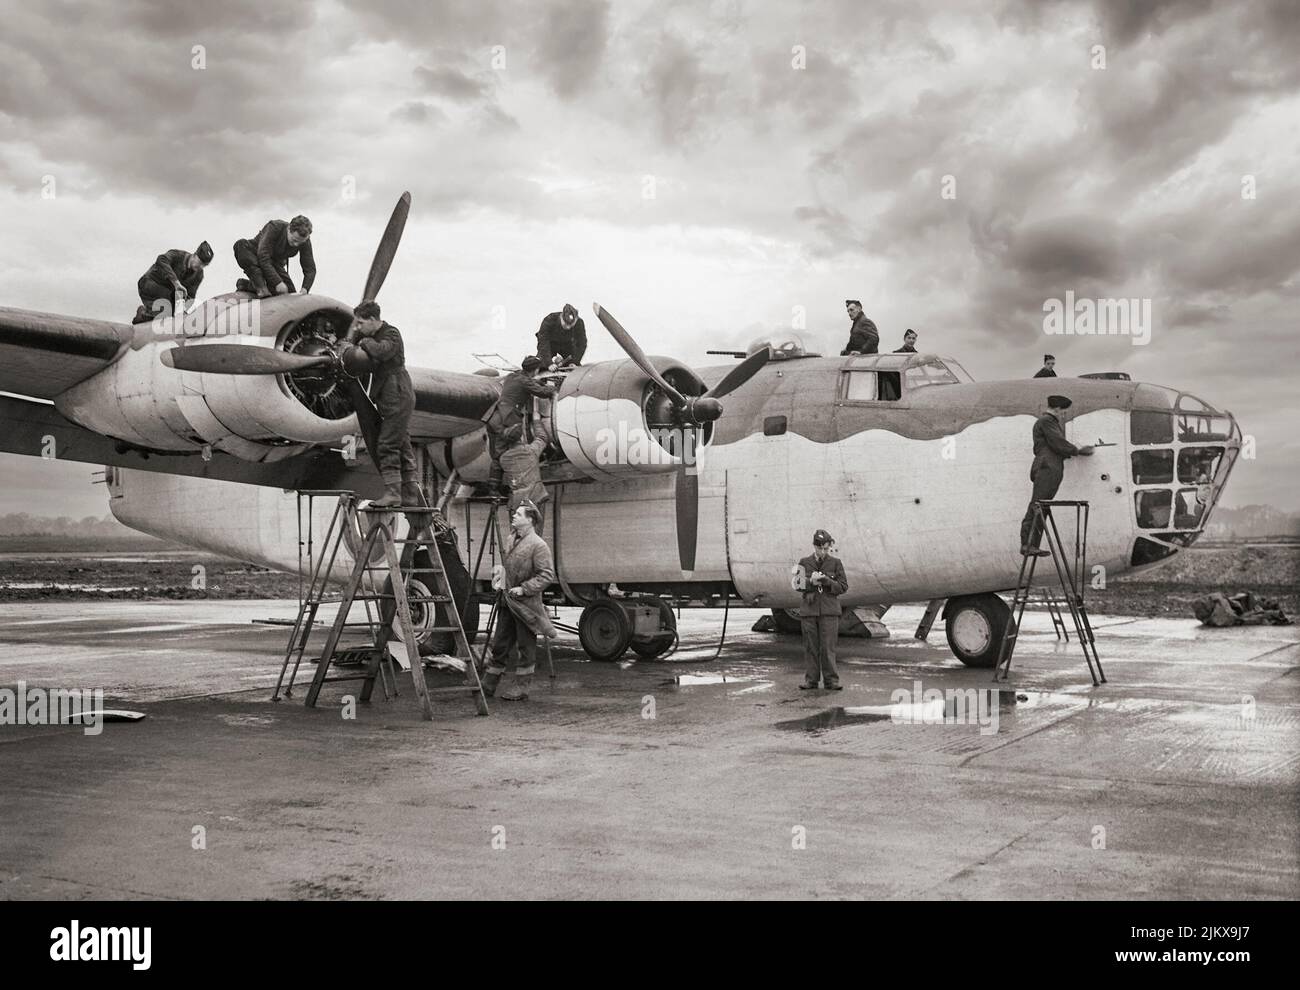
[245,220,316,292]
[536,312,587,366]
[1029,411,1080,480]
[842,314,879,355]
[142,249,204,298]
[795,553,849,617]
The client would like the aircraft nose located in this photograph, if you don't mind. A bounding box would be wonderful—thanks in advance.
[1128,387,1241,565]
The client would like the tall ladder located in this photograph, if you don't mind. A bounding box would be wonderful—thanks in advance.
[272,492,489,718]
[994,499,1106,686]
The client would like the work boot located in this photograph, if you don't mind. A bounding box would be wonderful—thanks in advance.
[1020,546,1050,557]
[499,672,532,701]
[480,671,501,697]
[369,480,403,509]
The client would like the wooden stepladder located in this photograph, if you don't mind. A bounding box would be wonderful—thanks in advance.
[272,491,489,719]
[994,499,1106,686]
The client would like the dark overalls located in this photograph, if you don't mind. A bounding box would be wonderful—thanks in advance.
[1019,411,1080,549]
[136,250,203,322]
[232,220,316,296]
[357,323,419,506]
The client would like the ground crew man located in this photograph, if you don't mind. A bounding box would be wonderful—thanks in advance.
[536,303,587,368]
[233,215,315,297]
[1033,354,1057,378]
[488,356,557,453]
[894,328,918,353]
[795,529,848,690]
[339,301,419,509]
[841,300,879,355]
[1019,395,1094,555]
[482,501,556,701]
[133,241,213,323]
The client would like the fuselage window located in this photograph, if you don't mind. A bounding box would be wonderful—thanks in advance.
[844,370,878,400]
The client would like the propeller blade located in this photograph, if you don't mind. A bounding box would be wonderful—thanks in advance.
[593,303,688,408]
[705,345,771,399]
[161,344,332,375]
[361,191,411,303]
[341,376,384,473]
[675,462,699,572]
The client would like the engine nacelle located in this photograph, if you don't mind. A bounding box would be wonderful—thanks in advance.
[54,294,360,461]
[551,358,713,481]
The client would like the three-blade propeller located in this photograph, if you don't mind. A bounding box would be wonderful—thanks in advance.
[160,193,413,473]
[592,302,771,572]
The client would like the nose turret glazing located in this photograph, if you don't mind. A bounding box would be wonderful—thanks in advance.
[1128,385,1240,566]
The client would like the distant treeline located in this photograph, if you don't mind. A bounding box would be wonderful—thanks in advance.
[1204,505,1300,540]
[0,512,138,538]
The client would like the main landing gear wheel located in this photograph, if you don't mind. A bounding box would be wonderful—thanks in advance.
[944,593,1011,668]
[770,607,803,635]
[628,598,677,659]
[579,598,632,661]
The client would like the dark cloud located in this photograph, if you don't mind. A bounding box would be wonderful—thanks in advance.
[535,0,610,98]
[390,101,448,125]
[414,65,489,101]
[639,32,729,146]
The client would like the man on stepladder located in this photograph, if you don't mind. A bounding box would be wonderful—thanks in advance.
[339,300,420,509]
[1019,394,1094,556]
[482,501,556,701]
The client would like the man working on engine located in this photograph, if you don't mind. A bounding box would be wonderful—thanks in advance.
[339,300,419,509]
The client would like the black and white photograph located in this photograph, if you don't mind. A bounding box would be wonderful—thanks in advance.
[0,0,1295,942]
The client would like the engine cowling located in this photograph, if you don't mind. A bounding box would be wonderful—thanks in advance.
[551,358,714,481]
[54,294,361,461]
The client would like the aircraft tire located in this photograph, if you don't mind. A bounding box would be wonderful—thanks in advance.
[944,593,1010,668]
[579,598,633,661]
[770,607,803,635]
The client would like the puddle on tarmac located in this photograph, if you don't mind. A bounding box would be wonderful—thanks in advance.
[776,707,892,732]
[776,689,1080,733]
[662,674,752,686]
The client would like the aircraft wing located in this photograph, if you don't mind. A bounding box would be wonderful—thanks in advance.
[0,306,133,398]
[0,393,382,493]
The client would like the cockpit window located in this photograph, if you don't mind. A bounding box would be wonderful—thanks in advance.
[1132,450,1174,485]
[1131,411,1174,445]
[1135,490,1173,529]
[904,360,960,390]
[1178,446,1223,484]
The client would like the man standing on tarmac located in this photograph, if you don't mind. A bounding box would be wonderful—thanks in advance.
[1019,395,1094,556]
[482,501,556,702]
[795,529,849,691]
[339,301,420,510]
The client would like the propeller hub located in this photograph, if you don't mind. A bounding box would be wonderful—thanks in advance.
[690,397,723,423]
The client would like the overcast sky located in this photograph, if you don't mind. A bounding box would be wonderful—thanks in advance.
[1,0,1297,516]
